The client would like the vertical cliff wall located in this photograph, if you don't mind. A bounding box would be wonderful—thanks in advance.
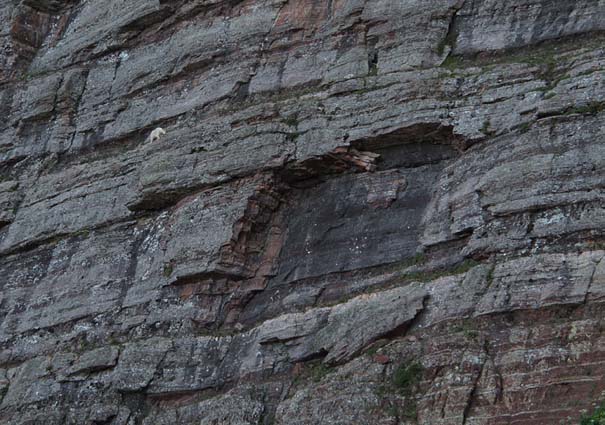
[1,0,605,424]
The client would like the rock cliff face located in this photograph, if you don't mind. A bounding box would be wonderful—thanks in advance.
[1,0,605,423]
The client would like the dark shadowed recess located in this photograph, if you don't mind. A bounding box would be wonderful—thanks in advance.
[356,123,463,170]
[238,123,464,326]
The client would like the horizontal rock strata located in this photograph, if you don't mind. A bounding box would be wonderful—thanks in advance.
[1,0,605,423]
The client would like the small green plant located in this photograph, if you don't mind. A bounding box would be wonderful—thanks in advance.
[394,253,427,272]
[368,51,379,76]
[365,344,380,357]
[375,384,387,398]
[486,264,495,288]
[368,63,378,76]
[393,362,423,395]
[440,54,464,71]
[385,403,399,417]
[581,404,605,425]
[74,228,90,238]
[107,335,121,346]
[19,72,32,81]
[408,253,427,266]
[451,259,481,275]
[481,119,495,136]
[190,146,207,154]
[437,22,459,56]
[463,327,479,340]
[285,132,299,142]
[452,320,480,340]
[436,39,448,57]
[587,240,605,251]
[402,402,418,420]
[77,338,92,352]
[518,122,532,134]
[282,113,299,128]
[402,258,479,283]
[162,262,174,277]
[310,362,332,383]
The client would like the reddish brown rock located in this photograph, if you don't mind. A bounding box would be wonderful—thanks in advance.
[373,354,390,365]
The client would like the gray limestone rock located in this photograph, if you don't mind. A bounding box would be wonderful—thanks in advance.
[1,0,605,423]
[259,284,428,364]
[112,337,172,392]
[68,346,120,375]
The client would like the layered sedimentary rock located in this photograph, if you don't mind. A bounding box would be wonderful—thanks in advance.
[1,0,605,423]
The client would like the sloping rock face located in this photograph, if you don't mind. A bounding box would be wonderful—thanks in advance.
[1,0,605,423]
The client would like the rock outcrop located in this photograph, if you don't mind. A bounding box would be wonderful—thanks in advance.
[1,0,605,423]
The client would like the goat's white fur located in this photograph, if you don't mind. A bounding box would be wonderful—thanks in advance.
[147,127,166,143]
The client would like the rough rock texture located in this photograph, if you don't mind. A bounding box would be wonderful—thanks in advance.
[1,0,605,423]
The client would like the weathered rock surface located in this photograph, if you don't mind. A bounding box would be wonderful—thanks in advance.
[1,0,605,423]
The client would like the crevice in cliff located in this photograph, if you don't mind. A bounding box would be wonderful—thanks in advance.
[536,101,605,120]
[0,370,10,406]
[461,362,482,425]
[584,257,601,305]
[437,0,465,59]
[482,339,504,405]
[65,68,90,152]
[367,41,379,76]
[118,4,176,36]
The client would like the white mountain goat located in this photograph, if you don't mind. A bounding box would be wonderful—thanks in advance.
[147,127,166,143]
